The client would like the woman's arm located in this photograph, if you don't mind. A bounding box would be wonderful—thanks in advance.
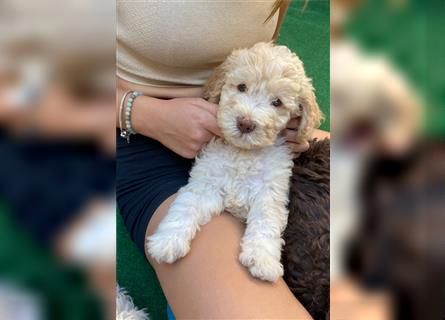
[282,117,330,157]
[116,84,222,159]
[313,128,330,140]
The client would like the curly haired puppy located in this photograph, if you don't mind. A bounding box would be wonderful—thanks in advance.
[148,42,322,282]
[283,138,330,319]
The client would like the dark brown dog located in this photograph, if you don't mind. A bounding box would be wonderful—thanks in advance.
[283,138,330,320]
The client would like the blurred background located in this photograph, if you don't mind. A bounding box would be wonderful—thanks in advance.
[0,0,115,319]
[330,0,445,319]
[1,0,445,319]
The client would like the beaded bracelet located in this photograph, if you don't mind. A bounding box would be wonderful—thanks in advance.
[120,91,142,143]
[119,90,132,140]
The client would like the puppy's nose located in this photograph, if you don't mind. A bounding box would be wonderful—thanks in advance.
[236,116,256,134]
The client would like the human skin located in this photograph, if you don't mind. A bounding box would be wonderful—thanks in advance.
[146,195,314,319]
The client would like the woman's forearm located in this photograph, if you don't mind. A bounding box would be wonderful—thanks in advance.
[116,84,165,141]
[313,128,330,140]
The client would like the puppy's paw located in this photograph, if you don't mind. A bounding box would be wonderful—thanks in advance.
[240,252,284,282]
[239,239,284,282]
[247,257,283,282]
[147,231,190,264]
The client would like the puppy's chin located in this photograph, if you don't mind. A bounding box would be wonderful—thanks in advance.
[222,130,276,150]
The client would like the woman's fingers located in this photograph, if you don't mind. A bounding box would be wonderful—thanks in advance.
[286,117,301,130]
[205,122,223,137]
[283,129,299,142]
[282,123,310,157]
[203,113,222,137]
[200,113,222,137]
[283,116,302,142]
[286,141,310,158]
[194,100,222,137]
[195,99,219,117]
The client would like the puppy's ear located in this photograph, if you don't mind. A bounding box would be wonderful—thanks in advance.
[296,79,324,142]
[203,61,227,104]
[203,49,244,103]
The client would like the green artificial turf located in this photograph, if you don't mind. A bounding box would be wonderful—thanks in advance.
[278,0,330,131]
[117,213,166,318]
[116,2,330,319]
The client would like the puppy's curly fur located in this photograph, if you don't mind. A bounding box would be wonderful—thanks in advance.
[116,285,150,320]
[283,138,330,320]
[148,42,324,283]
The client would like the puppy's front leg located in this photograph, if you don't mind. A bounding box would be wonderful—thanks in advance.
[147,182,223,264]
[239,188,289,282]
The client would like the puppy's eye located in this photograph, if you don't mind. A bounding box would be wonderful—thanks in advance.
[271,99,282,107]
[237,84,247,92]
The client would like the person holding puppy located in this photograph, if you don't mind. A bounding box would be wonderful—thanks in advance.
[117,1,327,318]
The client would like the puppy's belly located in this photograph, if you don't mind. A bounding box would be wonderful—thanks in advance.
[224,194,249,220]
[222,172,265,220]
[195,138,292,221]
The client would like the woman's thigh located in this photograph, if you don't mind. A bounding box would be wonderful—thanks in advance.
[146,195,313,319]
[116,131,192,252]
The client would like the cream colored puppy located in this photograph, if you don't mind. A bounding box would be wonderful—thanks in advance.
[148,42,322,282]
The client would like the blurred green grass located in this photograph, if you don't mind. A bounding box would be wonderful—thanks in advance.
[346,0,445,136]
[117,1,330,319]
[0,202,103,319]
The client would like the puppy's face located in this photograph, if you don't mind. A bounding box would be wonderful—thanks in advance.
[205,42,321,149]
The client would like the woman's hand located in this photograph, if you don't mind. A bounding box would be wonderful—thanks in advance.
[282,116,310,158]
[132,97,222,159]
[282,116,330,158]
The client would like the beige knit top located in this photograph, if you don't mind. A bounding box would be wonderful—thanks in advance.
[117,1,279,97]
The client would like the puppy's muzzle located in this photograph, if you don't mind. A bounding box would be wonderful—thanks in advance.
[236,116,256,134]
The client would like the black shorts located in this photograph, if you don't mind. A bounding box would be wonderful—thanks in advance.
[116,130,192,253]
